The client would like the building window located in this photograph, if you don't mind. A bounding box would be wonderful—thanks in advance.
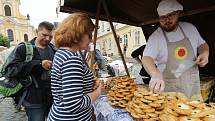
[108,39,112,50]
[101,22,105,32]
[103,40,106,49]
[24,34,28,42]
[7,29,14,41]
[4,5,11,16]
[135,31,140,45]
[107,25,110,31]
[123,34,128,46]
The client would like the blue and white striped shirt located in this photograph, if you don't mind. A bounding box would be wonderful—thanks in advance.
[48,48,94,121]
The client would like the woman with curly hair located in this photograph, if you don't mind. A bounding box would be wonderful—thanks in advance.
[48,13,101,121]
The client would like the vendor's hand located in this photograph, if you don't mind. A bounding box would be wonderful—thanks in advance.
[149,72,165,93]
[195,53,208,67]
[42,60,52,70]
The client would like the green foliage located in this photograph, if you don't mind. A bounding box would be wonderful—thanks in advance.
[0,34,10,48]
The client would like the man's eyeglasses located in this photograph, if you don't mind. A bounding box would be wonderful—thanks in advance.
[159,11,179,21]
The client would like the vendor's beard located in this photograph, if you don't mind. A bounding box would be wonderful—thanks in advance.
[161,21,178,32]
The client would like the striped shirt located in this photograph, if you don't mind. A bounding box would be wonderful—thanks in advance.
[48,48,94,121]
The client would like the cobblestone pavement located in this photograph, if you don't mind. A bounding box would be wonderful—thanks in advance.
[0,96,27,121]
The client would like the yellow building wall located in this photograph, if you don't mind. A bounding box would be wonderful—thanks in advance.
[97,25,146,58]
[0,0,35,45]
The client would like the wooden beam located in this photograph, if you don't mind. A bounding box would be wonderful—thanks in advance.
[181,5,215,17]
[102,0,130,77]
[90,0,102,76]
[60,6,139,26]
[140,5,215,26]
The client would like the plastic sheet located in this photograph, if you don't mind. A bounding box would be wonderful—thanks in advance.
[95,95,134,121]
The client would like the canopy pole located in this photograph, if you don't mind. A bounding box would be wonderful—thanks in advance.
[89,0,102,76]
[102,0,130,77]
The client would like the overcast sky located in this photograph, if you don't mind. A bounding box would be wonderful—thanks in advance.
[20,0,69,28]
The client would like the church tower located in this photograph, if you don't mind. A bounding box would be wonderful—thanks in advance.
[0,0,35,44]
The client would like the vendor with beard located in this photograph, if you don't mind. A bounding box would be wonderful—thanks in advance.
[142,0,209,100]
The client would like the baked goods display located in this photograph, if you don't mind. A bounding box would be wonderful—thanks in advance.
[125,88,215,121]
[104,76,215,121]
[103,77,119,91]
[126,88,165,120]
[161,99,215,121]
[102,76,123,94]
[107,76,137,108]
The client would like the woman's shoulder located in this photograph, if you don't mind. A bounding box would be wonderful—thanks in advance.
[55,49,82,62]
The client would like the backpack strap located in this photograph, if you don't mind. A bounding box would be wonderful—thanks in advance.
[24,42,33,62]
[15,89,27,110]
[15,42,33,110]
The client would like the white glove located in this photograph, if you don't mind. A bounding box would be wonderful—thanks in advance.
[149,72,165,93]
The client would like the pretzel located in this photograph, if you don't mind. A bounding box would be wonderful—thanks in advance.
[130,112,141,119]
[159,113,178,121]
[134,91,143,97]
[149,102,162,108]
[118,102,126,108]
[143,108,155,113]
[191,110,215,118]
[174,102,192,115]
[154,99,165,104]
[122,91,131,95]
[163,107,179,117]
[140,104,152,110]
[146,112,159,118]
[202,114,215,121]
[190,109,202,118]
[187,101,205,109]
[140,98,153,103]
[138,114,149,119]
[144,95,158,101]
[179,116,201,121]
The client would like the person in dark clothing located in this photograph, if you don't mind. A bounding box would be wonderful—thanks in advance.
[95,49,106,70]
[6,21,56,121]
[131,45,150,84]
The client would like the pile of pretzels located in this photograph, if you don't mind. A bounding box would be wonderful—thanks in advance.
[126,88,166,120]
[107,76,137,108]
[105,77,215,121]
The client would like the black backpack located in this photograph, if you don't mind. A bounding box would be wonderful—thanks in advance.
[0,42,33,107]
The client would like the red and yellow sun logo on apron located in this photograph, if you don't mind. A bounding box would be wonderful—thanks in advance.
[175,47,188,60]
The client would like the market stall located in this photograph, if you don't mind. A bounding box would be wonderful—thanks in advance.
[57,0,215,120]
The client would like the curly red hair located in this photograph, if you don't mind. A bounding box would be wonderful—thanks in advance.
[54,13,95,48]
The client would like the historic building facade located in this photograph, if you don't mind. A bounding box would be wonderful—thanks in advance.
[96,21,146,58]
[0,0,35,45]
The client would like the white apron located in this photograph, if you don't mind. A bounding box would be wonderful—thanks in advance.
[162,26,202,100]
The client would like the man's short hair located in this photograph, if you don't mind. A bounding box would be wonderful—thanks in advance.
[38,21,54,31]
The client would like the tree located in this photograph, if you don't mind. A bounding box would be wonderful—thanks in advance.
[0,34,10,48]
